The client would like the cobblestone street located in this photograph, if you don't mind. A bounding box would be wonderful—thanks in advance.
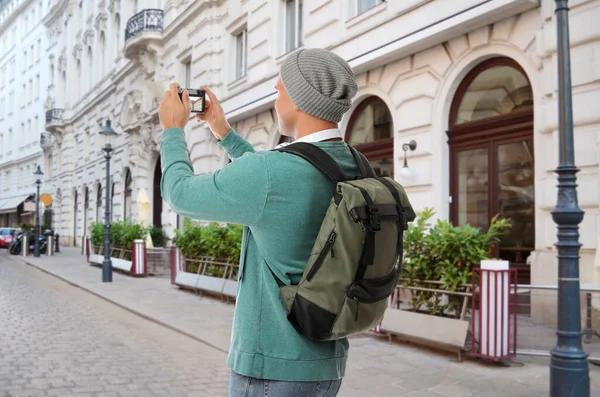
[0,256,230,397]
[1,250,599,396]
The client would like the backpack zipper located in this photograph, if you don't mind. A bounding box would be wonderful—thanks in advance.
[306,231,337,281]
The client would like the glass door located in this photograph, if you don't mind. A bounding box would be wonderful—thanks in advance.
[495,139,535,264]
[453,146,489,232]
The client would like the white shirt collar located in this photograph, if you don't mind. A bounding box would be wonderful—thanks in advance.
[275,128,343,149]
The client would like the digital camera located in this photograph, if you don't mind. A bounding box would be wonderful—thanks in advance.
[178,88,206,114]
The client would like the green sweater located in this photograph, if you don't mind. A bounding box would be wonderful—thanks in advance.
[160,127,360,381]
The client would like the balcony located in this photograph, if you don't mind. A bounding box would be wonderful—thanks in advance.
[45,108,64,124]
[45,108,64,134]
[124,9,164,59]
[40,132,53,152]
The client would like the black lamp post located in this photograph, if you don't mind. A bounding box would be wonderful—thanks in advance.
[550,1,590,395]
[33,165,44,258]
[99,118,118,283]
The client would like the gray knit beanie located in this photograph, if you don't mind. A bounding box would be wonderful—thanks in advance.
[280,48,358,123]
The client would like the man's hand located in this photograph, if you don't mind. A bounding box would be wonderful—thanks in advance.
[158,83,190,130]
[195,86,231,140]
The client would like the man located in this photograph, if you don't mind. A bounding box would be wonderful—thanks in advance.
[158,48,360,397]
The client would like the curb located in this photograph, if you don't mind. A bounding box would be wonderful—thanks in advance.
[16,256,229,355]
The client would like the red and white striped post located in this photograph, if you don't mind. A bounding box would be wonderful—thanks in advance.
[170,246,181,285]
[130,239,147,277]
[471,260,518,361]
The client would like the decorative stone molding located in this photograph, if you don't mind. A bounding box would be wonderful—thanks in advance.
[118,90,144,132]
[108,0,120,14]
[94,12,107,32]
[72,43,83,60]
[82,28,95,46]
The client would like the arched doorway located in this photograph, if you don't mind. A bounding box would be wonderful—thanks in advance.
[96,184,102,222]
[72,190,77,246]
[83,186,89,238]
[447,57,534,284]
[123,169,132,220]
[153,159,162,228]
[345,96,393,177]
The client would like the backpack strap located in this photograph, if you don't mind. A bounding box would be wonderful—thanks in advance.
[348,146,377,178]
[376,177,408,273]
[275,142,348,182]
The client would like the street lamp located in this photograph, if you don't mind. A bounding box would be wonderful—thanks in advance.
[99,118,118,283]
[33,165,44,258]
[550,1,590,396]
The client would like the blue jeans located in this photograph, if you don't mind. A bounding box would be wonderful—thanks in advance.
[229,370,342,397]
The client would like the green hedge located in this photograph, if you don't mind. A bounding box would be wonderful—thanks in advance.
[89,219,148,250]
[173,220,243,275]
[401,207,511,318]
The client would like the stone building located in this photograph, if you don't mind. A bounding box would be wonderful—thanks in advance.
[41,0,599,323]
[0,0,49,227]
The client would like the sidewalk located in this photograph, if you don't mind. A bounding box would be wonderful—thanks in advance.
[9,247,600,396]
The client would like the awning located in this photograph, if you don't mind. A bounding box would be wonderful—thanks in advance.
[0,194,33,214]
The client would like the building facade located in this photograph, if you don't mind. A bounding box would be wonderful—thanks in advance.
[0,0,49,227]
[42,0,600,324]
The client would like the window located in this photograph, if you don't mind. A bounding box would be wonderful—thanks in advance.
[21,123,25,146]
[28,119,32,143]
[23,50,27,70]
[124,169,132,220]
[0,134,3,155]
[34,117,38,141]
[99,32,106,76]
[346,96,393,177]
[114,14,121,59]
[30,45,34,66]
[8,129,12,152]
[36,39,41,61]
[352,0,384,16]
[28,79,33,102]
[234,28,248,80]
[284,0,302,53]
[87,46,93,90]
[35,74,39,97]
[184,59,191,87]
[447,57,534,282]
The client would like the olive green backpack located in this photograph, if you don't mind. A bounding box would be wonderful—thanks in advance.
[271,142,416,341]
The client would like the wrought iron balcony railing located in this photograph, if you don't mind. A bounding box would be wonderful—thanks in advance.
[40,132,53,149]
[45,108,64,124]
[125,9,164,42]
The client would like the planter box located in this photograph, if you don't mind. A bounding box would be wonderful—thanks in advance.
[89,254,133,273]
[86,238,147,277]
[170,248,238,299]
[380,308,469,358]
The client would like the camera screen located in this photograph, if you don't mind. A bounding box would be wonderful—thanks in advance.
[189,95,204,112]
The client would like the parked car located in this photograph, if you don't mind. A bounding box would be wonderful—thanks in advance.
[0,228,18,249]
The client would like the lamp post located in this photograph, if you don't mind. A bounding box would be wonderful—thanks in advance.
[99,118,118,283]
[550,1,590,395]
[33,165,44,258]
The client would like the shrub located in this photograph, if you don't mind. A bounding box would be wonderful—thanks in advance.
[149,224,169,247]
[89,220,147,250]
[401,207,511,318]
[174,221,243,263]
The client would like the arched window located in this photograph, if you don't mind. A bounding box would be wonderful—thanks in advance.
[447,57,534,279]
[96,183,102,222]
[99,32,106,76]
[87,46,93,91]
[76,60,81,98]
[123,169,132,220]
[114,14,121,59]
[72,190,77,246]
[83,186,89,238]
[345,96,393,177]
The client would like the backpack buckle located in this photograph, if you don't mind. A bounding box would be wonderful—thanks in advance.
[368,208,381,232]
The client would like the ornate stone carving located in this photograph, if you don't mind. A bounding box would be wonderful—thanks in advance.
[57,53,66,72]
[82,28,95,46]
[72,43,82,60]
[94,12,108,32]
[118,90,144,132]
[108,0,120,14]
